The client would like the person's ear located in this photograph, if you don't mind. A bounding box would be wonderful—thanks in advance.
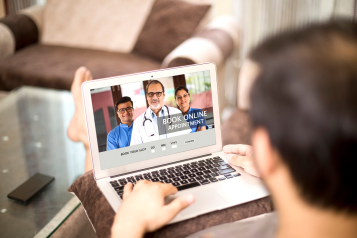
[251,127,279,179]
[117,111,120,118]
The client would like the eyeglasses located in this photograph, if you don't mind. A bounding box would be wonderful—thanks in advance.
[176,94,189,100]
[147,91,163,97]
[118,107,133,113]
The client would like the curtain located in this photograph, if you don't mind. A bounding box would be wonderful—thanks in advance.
[5,0,46,15]
[233,0,355,60]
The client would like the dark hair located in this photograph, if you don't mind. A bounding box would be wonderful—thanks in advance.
[115,96,133,110]
[174,85,189,98]
[146,80,165,94]
[249,20,357,213]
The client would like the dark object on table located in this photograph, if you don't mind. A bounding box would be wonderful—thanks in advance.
[7,173,54,204]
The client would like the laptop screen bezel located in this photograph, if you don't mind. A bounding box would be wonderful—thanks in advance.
[82,62,223,180]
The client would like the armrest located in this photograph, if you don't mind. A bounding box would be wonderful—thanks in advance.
[20,5,44,37]
[0,5,43,59]
[162,15,239,68]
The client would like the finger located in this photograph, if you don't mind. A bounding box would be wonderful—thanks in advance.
[85,69,93,81]
[160,194,195,222]
[227,155,260,177]
[227,154,253,167]
[197,124,201,131]
[223,144,253,156]
[244,166,260,178]
[223,144,249,154]
[132,179,150,191]
[122,182,133,200]
[157,183,178,196]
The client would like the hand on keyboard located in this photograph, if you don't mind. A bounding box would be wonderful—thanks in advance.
[111,180,195,238]
[223,144,260,178]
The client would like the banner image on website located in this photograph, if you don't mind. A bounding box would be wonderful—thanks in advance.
[90,70,215,169]
[91,71,216,169]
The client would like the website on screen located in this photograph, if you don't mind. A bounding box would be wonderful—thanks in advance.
[90,70,216,170]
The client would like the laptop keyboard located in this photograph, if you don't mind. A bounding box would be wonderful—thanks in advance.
[108,156,241,199]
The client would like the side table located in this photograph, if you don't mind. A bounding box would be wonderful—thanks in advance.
[0,86,86,237]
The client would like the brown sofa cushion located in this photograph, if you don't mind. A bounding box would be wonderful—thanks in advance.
[68,170,273,238]
[221,108,252,146]
[0,44,161,91]
[133,0,211,62]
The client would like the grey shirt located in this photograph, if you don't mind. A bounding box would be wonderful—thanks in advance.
[187,212,277,238]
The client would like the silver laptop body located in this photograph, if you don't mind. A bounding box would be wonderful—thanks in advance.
[82,62,269,224]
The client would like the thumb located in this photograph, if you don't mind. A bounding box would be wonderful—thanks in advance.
[197,124,201,131]
[227,154,261,177]
[226,154,249,167]
[161,194,195,221]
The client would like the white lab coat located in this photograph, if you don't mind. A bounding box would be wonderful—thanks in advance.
[130,105,191,145]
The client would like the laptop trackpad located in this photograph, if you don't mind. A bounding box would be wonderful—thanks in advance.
[166,186,228,222]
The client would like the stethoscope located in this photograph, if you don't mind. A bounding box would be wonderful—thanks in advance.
[143,105,172,137]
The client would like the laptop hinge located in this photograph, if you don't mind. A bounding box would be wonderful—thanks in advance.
[110,153,212,178]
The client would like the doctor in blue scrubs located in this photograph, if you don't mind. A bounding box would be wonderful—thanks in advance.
[175,85,207,133]
[106,96,134,151]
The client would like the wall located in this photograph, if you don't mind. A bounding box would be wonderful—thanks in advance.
[91,90,115,135]
[0,0,5,18]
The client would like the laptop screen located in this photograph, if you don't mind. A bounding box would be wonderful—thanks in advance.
[90,70,216,170]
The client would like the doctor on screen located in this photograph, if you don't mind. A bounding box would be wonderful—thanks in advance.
[106,97,134,151]
[130,80,190,145]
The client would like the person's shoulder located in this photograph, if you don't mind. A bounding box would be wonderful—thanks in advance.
[190,108,204,116]
[133,114,143,124]
[108,125,120,136]
[130,119,136,128]
[132,115,144,128]
[191,108,203,113]
[136,110,146,119]
[168,106,181,114]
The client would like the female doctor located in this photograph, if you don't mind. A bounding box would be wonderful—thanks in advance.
[175,85,207,133]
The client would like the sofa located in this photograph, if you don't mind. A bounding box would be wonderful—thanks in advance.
[0,0,239,113]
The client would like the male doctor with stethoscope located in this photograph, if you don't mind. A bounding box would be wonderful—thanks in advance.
[130,80,191,145]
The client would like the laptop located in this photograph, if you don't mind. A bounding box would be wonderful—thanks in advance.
[82,62,268,223]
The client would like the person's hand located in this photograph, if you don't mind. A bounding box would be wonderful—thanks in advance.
[197,124,202,131]
[196,124,206,131]
[223,144,260,178]
[111,180,195,238]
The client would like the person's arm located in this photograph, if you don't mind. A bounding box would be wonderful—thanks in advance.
[223,144,260,178]
[196,123,206,131]
[130,119,141,146]
[111,181,195,238]
[107,131,119,151]
[196,109,207,131]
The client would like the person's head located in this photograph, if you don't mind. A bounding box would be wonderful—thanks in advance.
[146,80,165,111]
[175,85,191,111]
[115,96,134,125]
[248,20,357,214]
